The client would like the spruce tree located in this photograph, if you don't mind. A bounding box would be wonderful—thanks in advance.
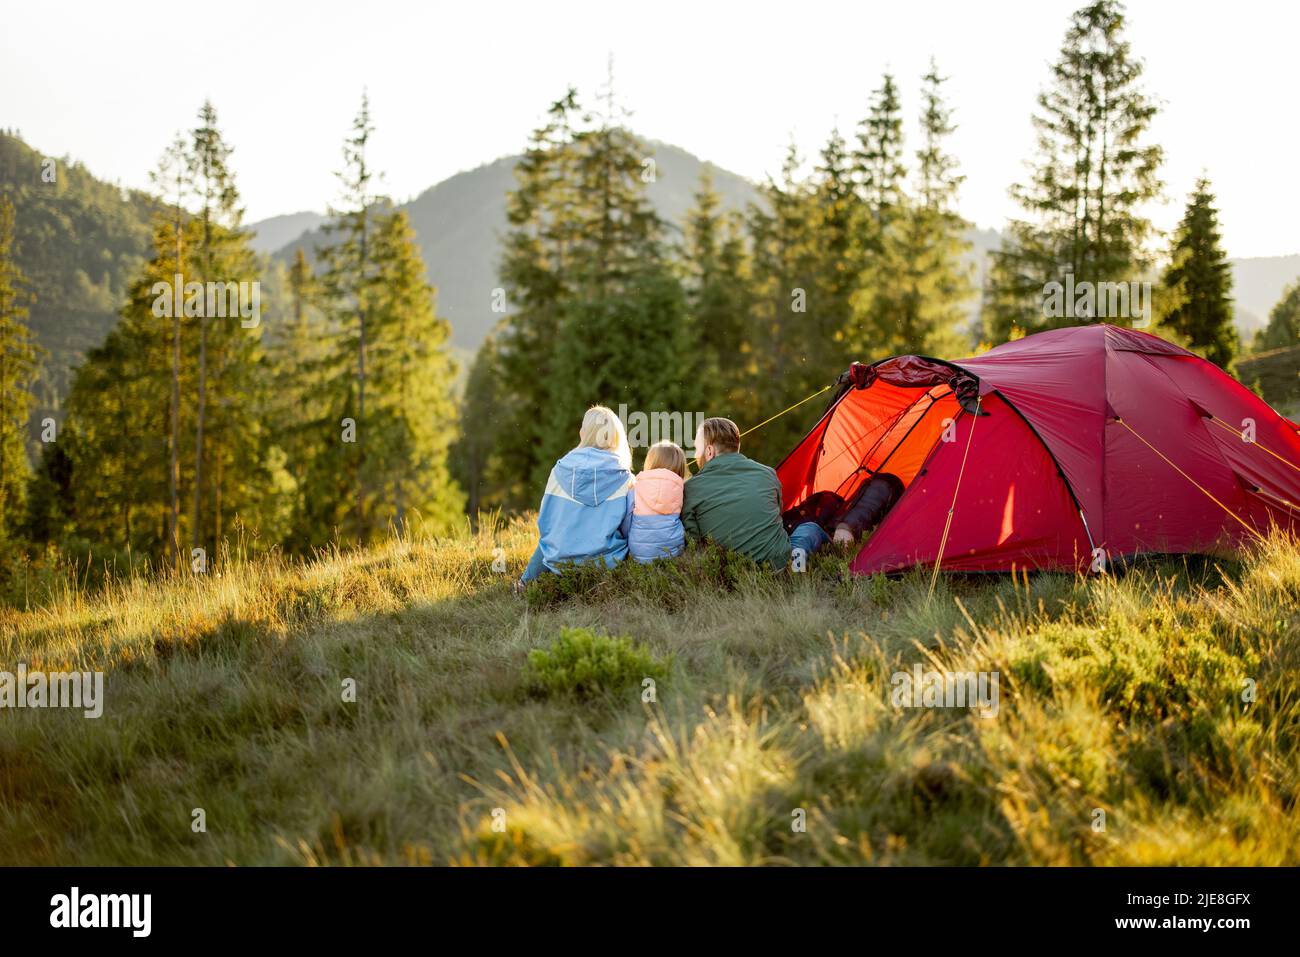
[983,0,1162,341]
[451,333,511,518]
[745,142,822,461]
[853,73,907,234]
[541,81,697,474]
[187,101,239,555]
[494,89,584,507]
[846,73,910,360]
[1161,178,1236,368]
[305,98,463,545]
[809,126,859,367]
[364,208,463,534]
[148,135,189,568]
[864,62,974,356]
[62,227,188,562]
[184,101,271,556]
[61,123,286,568]
[1254,282,1300,352]
[680,168,755,417]
[268,247,326,532]
[0,195,41,551]
[311,94,378,541]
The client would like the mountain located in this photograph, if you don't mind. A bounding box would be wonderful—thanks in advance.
[0,129,158,408]
[1228,254,1300,339]
[265,141,762,351]
[246,210,326,254]
[4,127,1298,406]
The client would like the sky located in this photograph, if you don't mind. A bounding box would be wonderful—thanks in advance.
[3,0,1297,258]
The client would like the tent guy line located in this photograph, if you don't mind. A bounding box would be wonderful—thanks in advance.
[930,394,983,598]
[1113,417,1265,542]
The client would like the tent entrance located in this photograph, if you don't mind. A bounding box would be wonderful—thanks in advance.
[778,372,965,514]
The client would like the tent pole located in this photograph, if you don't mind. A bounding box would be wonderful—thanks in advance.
[1077,507,1097,561]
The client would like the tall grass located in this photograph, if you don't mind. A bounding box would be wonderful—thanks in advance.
[1,517,1296,866]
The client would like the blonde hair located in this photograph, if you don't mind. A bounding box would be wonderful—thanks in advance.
[578,405,632,470]
[644,440,688,479]
[698,416,741,455]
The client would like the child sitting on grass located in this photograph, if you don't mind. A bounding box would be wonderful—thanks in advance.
[627,440,688,563]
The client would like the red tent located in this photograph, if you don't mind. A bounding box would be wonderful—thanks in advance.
[776,324,1300,574]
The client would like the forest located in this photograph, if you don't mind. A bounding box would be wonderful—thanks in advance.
[1,0,1297,590]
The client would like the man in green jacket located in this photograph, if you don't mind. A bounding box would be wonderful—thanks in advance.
[681,417,829,570]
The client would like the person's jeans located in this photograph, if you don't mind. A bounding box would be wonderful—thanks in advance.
[521,545,547,583]
[789,521,829,560]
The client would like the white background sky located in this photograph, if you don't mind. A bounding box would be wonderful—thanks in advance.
[3,0,1296,258]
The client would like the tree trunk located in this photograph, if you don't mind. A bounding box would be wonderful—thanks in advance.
[168,215,182,572]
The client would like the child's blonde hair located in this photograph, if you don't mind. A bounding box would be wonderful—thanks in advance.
[578,405,632,470]
[644,440,688,479]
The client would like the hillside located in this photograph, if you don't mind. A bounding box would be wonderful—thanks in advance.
[266,141,762,351]
[1229,254,1300,339]
[259,188,1296,356]
[1237,343,1300,417]
[4,126,1299,397]
[246,210,327,254]
[0,130,157,407]
[2,519,1297,865]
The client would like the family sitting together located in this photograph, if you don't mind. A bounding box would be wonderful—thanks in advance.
[519,405,902,585]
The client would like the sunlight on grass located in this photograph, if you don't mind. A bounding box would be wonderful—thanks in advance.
[1,521,1296,865]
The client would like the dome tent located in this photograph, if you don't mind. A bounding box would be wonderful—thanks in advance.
[775,324,1300,575]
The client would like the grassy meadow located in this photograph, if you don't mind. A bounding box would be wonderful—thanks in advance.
[1,517,1297,866]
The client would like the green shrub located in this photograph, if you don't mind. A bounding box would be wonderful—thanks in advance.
[524,627,670,701]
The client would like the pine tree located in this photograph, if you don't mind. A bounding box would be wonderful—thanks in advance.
[809,126,859,366]
[1254,282,1300,352]
[268,247,325,530]
[680,168,755,417]
[364,208,464,534]
[187,101,237,555]
[863,62,974,356]
[304,97,463,545]
[846,73,911,359]
[1161,178,1236,368]
[23,440,73,548]
[60,121,287,568]
[745,142,822,461]
[62,228,187,562]
[492,81,698,489]
[451,333,511,519]
[984,0,1163,341]
[853,73,907,233]
[0,195,42,551]
[493,89,584,507]
[541,78,697,473]
[184,101,270,556]
[311,93,378,541]
[148,135,189,569]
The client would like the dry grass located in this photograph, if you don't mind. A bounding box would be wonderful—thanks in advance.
[1,517,1296,866]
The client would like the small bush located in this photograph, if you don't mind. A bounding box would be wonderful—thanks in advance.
[524,627,670,701]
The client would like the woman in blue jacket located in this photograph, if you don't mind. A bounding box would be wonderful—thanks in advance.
[519,406,635,585]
